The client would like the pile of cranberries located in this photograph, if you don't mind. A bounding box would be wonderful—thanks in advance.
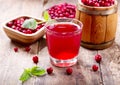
[6,17,45,34]
[48,3,76,19]
[81,0,115,7]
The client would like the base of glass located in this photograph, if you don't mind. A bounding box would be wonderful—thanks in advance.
[50,56,77,67]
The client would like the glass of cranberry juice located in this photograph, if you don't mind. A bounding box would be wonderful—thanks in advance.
[45,18,83,67]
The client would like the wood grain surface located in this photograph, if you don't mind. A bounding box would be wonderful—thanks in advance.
[0,0,120,85]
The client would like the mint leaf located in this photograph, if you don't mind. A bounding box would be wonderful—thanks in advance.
[19,66,46,83]
[31,66,46,76]
[43,11,50,21]
[22,19,37,29]
[19,69,31,83]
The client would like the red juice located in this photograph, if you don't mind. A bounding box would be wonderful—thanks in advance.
[46,22,82,60]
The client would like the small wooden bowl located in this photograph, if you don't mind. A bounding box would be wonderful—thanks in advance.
[3,16,45,44]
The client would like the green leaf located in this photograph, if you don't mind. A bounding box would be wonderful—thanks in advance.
[19,69,31,83]
[22,19,37,29]
[19,66,46,83]
[31,66,46,76]
[43,11,50,21]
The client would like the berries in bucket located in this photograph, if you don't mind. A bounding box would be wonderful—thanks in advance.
[81,0,115,7]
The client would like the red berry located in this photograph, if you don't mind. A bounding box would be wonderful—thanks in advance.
[92,65,98,71]
[95,54,102,63]
[7,21,13,27]
[66,67,73,75]
[14,47,18,52]
[25,29,32,34]
[25,46,31,52]
[104,2,111,6]
[93,2,100,7]
[47,67,53,74]
[81,0,114,7]
[11,25,16,29]
[32,56,39,64]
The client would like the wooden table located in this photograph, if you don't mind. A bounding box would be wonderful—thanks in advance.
[0,0,120,85]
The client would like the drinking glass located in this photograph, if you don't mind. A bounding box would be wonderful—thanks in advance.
[45,18,83,67]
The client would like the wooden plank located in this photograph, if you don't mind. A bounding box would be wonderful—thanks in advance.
[99,7,120,85]
[105,13,118,42]
[80,12,92,43]
[75,8,80,20]
[0,0,43,85]
[98,43,120,85]
[78,47,102,85]
[0,41,39,85]
[91,15,106,44]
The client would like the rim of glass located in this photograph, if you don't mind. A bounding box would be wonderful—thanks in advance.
[45,18,83,35]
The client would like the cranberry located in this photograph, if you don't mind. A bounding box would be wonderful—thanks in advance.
[32,56,39,64]
[14,47,18,52]
[26,29,32,34]
[16,23,21,27]
[84,0,90,5]
[37,24,44,29]
[104,2,111,6]
[25,46,31,52]
[58,10,62,14]
[7,21,13,27]
[100,1,105,6]
[47,67,53,74]
[69,15,75,18]
[66,67,73,75]
[93,2,100,7]
[14,27,21,31]
[95,54,102,63]
[19,18,25,23]
[11,25,16,29]
[22,29,27,33]
[92,65,98,72]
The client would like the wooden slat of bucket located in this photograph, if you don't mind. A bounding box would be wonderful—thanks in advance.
[75,8,80,20]
[105,13,118,42]
[80,12,92,42]
[91,15,106,44]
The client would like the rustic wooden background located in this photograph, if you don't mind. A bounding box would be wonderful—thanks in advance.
[0,0,120,85]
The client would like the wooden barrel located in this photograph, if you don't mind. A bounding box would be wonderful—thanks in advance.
[76,0,118,50]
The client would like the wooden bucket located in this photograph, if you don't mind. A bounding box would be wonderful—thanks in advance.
[76,0,118,50]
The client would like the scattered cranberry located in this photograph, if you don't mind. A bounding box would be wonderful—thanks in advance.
[32,56,39,64]
[47,67,53,74]
[81,0,115,7]
[6,17,45,34]
[95,54,102,63]
[25,46,31,52]
[48,3,76,19]
[92,65,98,72]
[14,47,18,52]
[66,67,73,75]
